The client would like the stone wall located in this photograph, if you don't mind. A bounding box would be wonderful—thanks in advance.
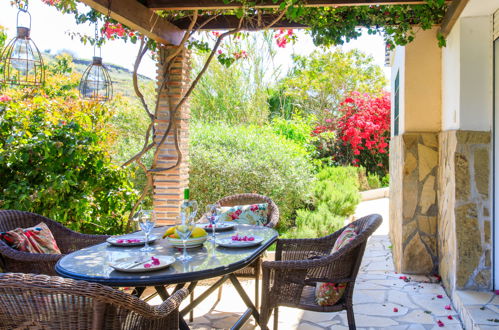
[389,133,439,274]
[438,131,492,292]
[153,46,191,225]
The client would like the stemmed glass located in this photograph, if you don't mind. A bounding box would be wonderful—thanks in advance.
[176,216,195,262]
[205,204,219,242]
[133,210,156,252]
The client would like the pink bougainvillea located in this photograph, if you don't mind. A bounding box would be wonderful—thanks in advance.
[322,92,391,175]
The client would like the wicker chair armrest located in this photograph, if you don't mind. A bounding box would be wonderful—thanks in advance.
[153,288,189,317]
[57,232,110,252]
[0,243,62,262]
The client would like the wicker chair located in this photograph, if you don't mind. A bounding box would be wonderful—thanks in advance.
[0,210,110,275]
[260,214,382,330]
[215,193,279,310]
[0,273,188,329]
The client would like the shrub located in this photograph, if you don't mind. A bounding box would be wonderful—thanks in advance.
[0,80,137,235]
[335,92,390,176]
[189,122,315,228]
[284,166,360,238]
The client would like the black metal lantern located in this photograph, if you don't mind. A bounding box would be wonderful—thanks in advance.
[79,24,113,102]
[0,8,45,87]
[79,56,113,101]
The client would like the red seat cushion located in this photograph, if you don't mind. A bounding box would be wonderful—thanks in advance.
[0,222,61,254]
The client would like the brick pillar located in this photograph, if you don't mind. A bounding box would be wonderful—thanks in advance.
[153,46,191,225]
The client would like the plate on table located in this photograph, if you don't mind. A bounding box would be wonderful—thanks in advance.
[167,236,208,249]
[107,235,159,247]
[216,235,264,248]
[200,222,235,232]
[110,256,175,273]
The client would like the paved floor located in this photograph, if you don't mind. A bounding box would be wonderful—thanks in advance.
[154,198,465,329]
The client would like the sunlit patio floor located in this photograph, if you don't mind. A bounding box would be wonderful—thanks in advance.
[150,198,464,329]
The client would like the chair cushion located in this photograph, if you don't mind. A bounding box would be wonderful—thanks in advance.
[315,224,357,306]
[216,203,269,225]
[0,222,61,254]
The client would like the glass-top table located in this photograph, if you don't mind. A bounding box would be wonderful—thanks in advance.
[56,225,278,287]
[55,225,278,329]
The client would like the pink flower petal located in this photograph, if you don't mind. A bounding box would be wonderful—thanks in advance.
[116,239,124,244]
[393,307,398,312]
[437,320,445,327]
[444,305,451,310]
[144,263,151,268]
[437,295,443,299]
[447,315,453,320]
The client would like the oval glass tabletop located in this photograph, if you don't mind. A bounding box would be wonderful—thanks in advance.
[55,225,278,287]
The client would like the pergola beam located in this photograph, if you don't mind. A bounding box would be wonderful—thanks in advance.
[146,0,428,11]
[439,0,469,37]
[78,0,184,45]
[173,15,307,30]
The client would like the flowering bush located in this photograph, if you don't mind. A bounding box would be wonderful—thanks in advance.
[334,92,390,176]
[307,92,392,176]
[0,69,137,235]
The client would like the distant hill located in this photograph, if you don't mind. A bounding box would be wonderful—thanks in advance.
[44,52,154,98]
[71,57,154,98]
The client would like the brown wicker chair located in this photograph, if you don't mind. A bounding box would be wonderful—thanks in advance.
[0,273,188,329]
[214,193,279,310]
[260,214,382,330]
[0,210,110,275]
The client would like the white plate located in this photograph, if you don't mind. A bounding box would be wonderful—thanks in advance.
[167,236,207,248]
[107,235,159,247]
[110,256,175,273]
[200,222,235,232]
[216,235,264,248]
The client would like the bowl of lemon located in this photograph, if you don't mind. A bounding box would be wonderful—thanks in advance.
[163,226,208,248]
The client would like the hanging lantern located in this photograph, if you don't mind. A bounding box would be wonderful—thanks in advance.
[79,56,113,101]
[79,23,113,102]
[0,7,45,86]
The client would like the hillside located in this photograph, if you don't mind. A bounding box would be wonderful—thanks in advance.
[44,52,154,98]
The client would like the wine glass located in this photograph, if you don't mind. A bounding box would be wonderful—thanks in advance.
[133,210,156,252]
[176,216,195,262]
[205,204,219,241]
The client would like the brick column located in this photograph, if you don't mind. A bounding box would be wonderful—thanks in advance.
[153,46,191,225]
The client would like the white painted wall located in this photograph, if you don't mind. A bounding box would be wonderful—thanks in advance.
[441,16,493,131]
[459,16,493,131]
[442,25,461,130]
[391,46,405,136]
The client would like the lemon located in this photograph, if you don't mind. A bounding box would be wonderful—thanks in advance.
[191,227,207,238]
[163,225,177,238]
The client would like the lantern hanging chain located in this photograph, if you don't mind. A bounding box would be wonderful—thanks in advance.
[18,0,28,13]
[93,22,98,57]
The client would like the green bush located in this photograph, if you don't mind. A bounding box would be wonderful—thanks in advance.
[189,122,315,228]
[367,173,381,189]
[0,84,137,235]
[284,166,360,238]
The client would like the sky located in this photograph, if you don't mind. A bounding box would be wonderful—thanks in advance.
[0,0,390,81]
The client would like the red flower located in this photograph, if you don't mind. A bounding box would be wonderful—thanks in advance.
[250,204,258,212]
[437,320,445,327]
[447,315,453,320]
[0,95,12,102]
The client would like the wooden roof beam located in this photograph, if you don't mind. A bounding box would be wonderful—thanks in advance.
[146,0,428,11]
[173,15,307,30]
[79,0,185,45]
[439,0,469,37]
